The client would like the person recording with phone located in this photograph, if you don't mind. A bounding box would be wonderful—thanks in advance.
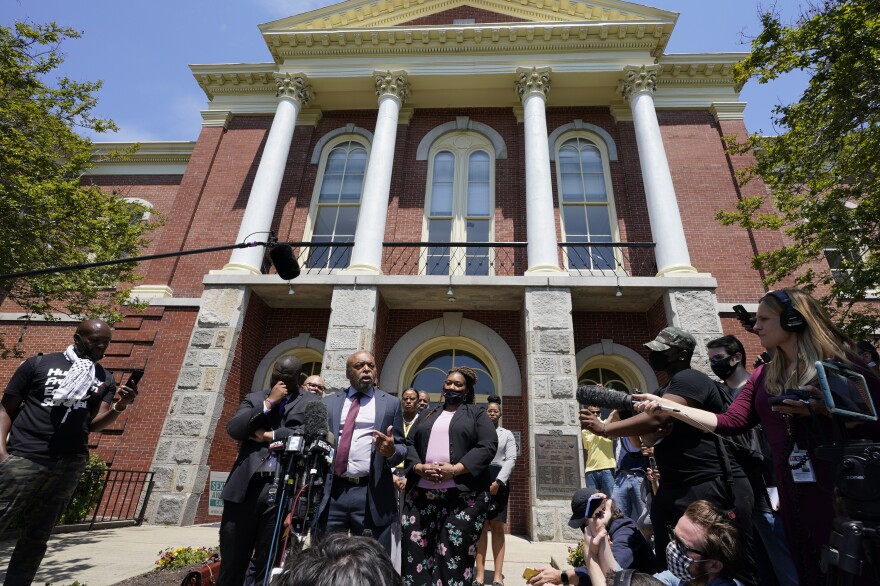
[528,490,655,586]
[633,289,880,585]
[218,355,321,586]
[0,319,138,585]
[579,327,757,585]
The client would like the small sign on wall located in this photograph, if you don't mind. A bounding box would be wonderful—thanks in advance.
[208,471,229,516]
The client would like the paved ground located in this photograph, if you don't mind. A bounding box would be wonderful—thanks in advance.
[0,525,574,586]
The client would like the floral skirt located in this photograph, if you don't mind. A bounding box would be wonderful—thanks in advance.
[401,486,490,586]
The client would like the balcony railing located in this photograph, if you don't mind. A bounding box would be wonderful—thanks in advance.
[558,242,657,277]
[262,241,656,277]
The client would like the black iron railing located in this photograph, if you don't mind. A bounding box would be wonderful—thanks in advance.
[262,241,656,277]
[382,242,528,276]
[558,242,657,277]
[85,469,155,529]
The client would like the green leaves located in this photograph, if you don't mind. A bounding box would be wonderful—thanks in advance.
[724,0,880,337]
[0,22,156,356]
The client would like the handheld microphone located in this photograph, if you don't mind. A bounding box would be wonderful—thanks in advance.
[269,243,301,280]
[575,385,680,413]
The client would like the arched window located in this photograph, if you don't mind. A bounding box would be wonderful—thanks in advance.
[405,342,499,404]
[259,348,323,390]
[555,134,620,272]
[304,137,368,269]
[578,367,630,393]
[423,132,494,276]
[123,197,153,223]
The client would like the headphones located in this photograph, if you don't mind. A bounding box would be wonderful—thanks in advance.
[768,290,807,332]
[613,570,636,586]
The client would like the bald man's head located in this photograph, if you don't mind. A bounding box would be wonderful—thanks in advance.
[271,356,302,391]
[73,319,112,361]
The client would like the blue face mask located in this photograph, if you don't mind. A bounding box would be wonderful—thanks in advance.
[443,390,464,405]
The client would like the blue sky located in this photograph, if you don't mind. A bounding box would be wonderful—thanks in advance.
[5,0,808,142]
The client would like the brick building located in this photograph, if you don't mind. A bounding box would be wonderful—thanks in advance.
[1,0,786,541]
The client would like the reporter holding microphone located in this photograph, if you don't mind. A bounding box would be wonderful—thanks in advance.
[633,289,880,586]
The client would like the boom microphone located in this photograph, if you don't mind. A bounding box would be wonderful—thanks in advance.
[576,385,680,413]
[269,243,301,280]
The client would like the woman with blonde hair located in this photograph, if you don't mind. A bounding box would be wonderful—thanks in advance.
[633,288,880,585]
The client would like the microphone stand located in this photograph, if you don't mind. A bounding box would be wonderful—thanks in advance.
[263,443,307,586]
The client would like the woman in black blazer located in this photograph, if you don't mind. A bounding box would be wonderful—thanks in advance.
[401,366,498,586]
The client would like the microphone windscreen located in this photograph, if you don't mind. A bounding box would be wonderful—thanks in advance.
[575,385,634,412]
[270,243,301,280]
[325,431,335,445]
[304,400,329,441]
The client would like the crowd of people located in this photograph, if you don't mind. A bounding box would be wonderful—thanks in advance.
[2,287,880,586]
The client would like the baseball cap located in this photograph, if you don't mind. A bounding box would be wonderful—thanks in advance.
[568,488,596,528]
[644,326,696,352]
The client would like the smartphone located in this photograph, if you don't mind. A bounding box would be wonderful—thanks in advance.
[522,568,540,580]
[732,304,756,330]
[648,456,658,471]
[585,495,605,519]
[126,369,145,387]
[768,389,810,406]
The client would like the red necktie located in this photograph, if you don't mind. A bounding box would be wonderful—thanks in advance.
[334,392,363,476]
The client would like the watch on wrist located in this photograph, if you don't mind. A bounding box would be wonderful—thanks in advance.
[111,402,127,413]
[560,569,570,585]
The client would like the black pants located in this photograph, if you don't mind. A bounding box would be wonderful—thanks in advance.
[218,476,278,586]
[651,475,757,586]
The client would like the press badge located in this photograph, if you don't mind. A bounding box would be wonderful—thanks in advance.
[789,445,816,483]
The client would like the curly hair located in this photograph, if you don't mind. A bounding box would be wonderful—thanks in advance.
[448,366,478,404]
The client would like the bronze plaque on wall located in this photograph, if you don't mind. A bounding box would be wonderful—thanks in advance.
[535,433,581,499]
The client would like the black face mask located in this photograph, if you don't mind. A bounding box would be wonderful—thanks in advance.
[710,357,737,381]
[443,390,464,405]
[649,350,674,372]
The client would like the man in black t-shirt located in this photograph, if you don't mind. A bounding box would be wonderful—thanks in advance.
[0,319,137,585]
[580,327,757,585]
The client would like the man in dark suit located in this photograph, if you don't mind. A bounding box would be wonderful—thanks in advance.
[314,351,406,553]
[218,356,320,586]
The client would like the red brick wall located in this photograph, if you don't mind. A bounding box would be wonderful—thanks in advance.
[194,297,332,522]
[657,112,778,302]
[0,306,198,474]
[400,6,528,26]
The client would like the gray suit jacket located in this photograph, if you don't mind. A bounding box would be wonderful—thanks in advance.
[315,386,406,527]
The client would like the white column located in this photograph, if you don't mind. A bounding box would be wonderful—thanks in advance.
[223,73,312,274]
[620,65,697,276]
[345,71,410,275]
[516,67,563,274]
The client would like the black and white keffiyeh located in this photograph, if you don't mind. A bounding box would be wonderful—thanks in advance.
[51,344,96,404]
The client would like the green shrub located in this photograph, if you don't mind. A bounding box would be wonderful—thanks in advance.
[59,455,107,524]
[568,540,584,568]
[155,546,218,571]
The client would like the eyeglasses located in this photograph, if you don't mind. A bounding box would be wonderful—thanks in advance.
[306,383,325,391]
[667,526,707,557]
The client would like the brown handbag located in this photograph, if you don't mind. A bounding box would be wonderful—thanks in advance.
[180,553,221,586]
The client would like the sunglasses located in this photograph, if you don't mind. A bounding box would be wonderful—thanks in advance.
[667,526,707,557]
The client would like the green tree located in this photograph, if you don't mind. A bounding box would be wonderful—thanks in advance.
[721,0,880,336]
[0,22,156,356]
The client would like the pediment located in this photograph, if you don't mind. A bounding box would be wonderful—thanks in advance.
[259,0,678,32]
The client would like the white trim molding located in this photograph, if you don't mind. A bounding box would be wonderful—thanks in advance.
[548,120,618,161]
[310,124,374,164]
[250,334,327,393]
[383,314,522,397]
[416,116,508,161]
[576,340,658,393]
